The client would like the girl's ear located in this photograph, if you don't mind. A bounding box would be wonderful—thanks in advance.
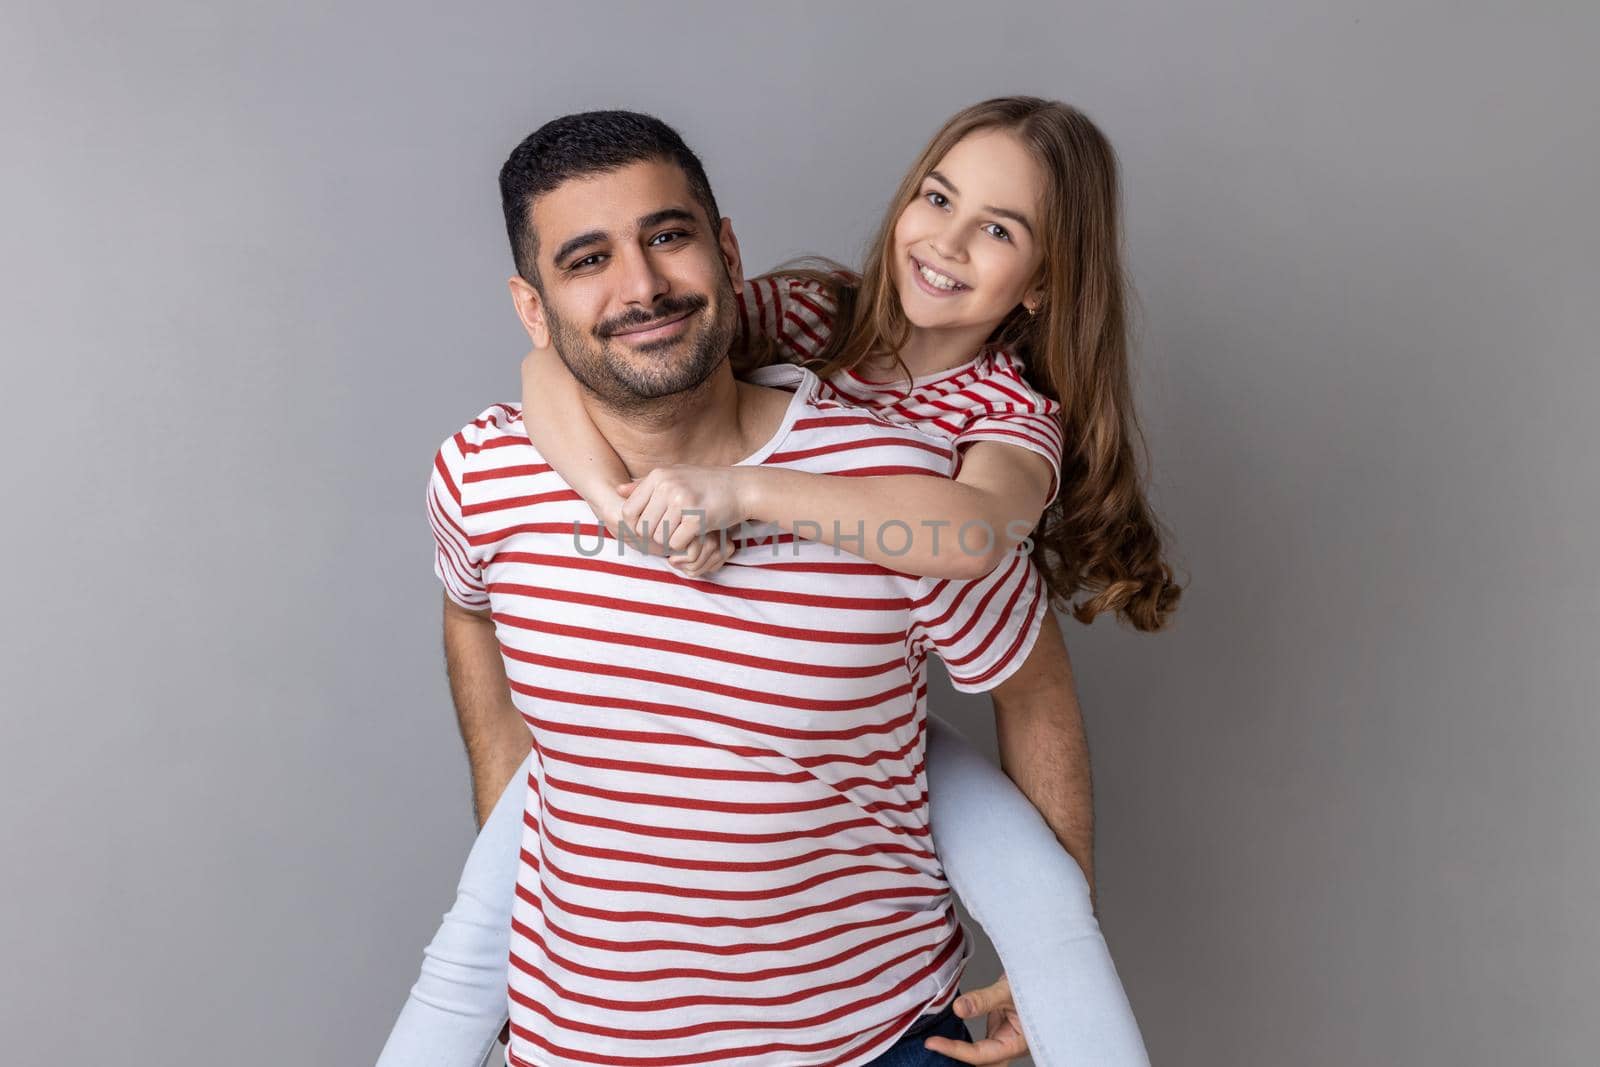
[1022,265,1048,316]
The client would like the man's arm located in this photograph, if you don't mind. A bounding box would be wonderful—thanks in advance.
[989,608,1096,910]
[441,592,532,827]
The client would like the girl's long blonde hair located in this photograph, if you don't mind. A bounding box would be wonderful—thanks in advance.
[782,96,1183,631]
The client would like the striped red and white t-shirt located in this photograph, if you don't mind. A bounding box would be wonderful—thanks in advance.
[427,366,1049,1067]
[737,273,1067,506]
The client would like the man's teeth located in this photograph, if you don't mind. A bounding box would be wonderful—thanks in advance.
[917,262,965,291]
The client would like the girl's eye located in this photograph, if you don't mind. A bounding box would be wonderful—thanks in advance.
[984,223,1012,242]
[924,191,949,209]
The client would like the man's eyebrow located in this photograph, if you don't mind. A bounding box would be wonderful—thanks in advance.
[638,207,699,230]
[553,229,607,265]
[926,170,1034,239]
[551,208,699,267]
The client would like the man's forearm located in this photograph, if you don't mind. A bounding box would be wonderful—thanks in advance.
[990,609,1096,907]
[441,594,533,826]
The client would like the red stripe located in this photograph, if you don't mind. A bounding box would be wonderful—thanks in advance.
[465,461,554,482]
[767,434,949,462]
[489,551,914,610]
[462,487,582,516]
[982,373,1035,408]
[535,847,923,904]
[510,906,946,983]
[512,683,917,744]
[535,741,925,793]
[502,928,963,1061]
[490,583,904,644]
[535,793,932,848]
[941,574,1032,674]
[431,449,462,506]
[502,646,916,712]
[539,771,925,817]
[951,571,1045,687]
[535,815,931,875]
[426,489,483,597]
[784,309,829,355]
[490,613,905,679]
[528,867,942,929]
[513,879,926,958]
[512,931,943,1012]
[524,713,925,771]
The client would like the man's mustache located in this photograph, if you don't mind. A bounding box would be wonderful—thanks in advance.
[596,294,709,338]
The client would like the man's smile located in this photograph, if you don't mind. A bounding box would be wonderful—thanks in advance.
[607,308,696,345]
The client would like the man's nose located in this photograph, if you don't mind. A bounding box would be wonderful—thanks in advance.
[615,243,669,307]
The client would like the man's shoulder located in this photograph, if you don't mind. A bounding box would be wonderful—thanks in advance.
[453,401,528,445]
[437,402,534,464]
[760,366,955,472]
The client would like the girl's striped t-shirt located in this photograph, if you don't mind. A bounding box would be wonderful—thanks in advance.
[737,273,1068,506]
[427,365,1048,1067]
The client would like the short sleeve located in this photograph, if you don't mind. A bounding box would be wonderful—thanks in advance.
[427,428,490,611]
[737,273,848,364]
[952,354,1066,507]
[908,550,1050,693]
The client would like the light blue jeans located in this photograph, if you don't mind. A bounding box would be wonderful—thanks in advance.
[375,714,1149,1067]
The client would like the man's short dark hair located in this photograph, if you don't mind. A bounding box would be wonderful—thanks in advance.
[499,110,722,288]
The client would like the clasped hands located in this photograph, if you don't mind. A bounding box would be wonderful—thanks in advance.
[600,463,752,578]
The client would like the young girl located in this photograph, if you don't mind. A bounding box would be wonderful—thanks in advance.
[380,97,1179,1067]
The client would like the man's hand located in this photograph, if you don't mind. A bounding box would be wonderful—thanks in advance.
[922,974,1028,1065]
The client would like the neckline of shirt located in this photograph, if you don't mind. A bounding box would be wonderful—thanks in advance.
[845,347,993,393]
[732,364,817,467]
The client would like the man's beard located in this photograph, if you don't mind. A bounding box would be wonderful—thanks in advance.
[544,277,737,413]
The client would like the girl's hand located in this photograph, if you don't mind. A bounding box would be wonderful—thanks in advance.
[667,529,740,579]
[615,465,753,552]
[923,974,1029,1066]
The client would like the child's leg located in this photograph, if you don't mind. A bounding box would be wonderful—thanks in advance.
[375,751,529,1067]
[926,713,1150,1067]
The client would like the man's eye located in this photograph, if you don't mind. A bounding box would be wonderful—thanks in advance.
[649,230,688,246]
[568,254,605,271]
[984,223,1012,242]
[924,191,949,208]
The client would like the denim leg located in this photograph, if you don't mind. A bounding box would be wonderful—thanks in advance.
[925,713,1150,1067]
[375,751,530,1067]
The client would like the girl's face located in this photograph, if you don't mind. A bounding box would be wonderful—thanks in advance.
[892,128,1047,334]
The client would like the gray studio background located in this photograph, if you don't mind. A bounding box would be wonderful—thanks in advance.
[3,2,1596,1065]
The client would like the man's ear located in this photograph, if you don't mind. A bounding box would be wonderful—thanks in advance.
[508,275,551,348]
[716,217,744,295]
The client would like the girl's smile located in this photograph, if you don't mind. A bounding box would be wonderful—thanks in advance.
[909,254,971,295]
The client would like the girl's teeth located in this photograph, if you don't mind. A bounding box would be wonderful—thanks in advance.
[917,262,964,291]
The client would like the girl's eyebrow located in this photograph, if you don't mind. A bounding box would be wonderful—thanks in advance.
[926,170,1034,239]
[986,205,1035,239]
